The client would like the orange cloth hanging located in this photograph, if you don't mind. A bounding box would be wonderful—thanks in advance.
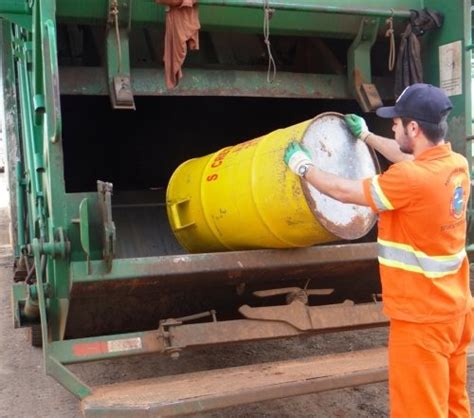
[156,0,200,89]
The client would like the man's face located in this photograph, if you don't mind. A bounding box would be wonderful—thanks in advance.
[392,117,414,154]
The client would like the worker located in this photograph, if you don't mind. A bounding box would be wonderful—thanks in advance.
[283,83,473,418]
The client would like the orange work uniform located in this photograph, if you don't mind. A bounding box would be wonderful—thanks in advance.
[362,143,473,417]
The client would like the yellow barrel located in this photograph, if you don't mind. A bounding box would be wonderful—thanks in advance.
[166,112,378,253]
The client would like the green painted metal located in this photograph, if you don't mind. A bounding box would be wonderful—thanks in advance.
[0,1,31,29]
[179,0,413,17]
[38,0,421,38]
[97,181,116,272]
[46,356,92,400]
[11,282,27,328]
[14,26,43,243]
[106,0,135,108]
[59,67,394,99]
[0,0,419,17]
[347,16,381,111]
[43,20,62,143]
[421,0,473,243]
[79,199,91,263]
[0,0,419,37]
[0,14,32,30]
[348,17,381,85]
[15,160,25,252]
[49,330,153,364]
[6,0,78,394]
[0,1,29,14]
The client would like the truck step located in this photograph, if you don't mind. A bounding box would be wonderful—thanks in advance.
[82,344,474,417]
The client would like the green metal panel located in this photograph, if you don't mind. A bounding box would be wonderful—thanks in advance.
[421,1,473,244]
[51,0,421,37]
[0,0,28,14]
[421,0,472,154]
[58,67,393,99]
[11,282,27,328]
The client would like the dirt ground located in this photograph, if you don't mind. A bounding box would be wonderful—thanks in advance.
[0,166,472,417]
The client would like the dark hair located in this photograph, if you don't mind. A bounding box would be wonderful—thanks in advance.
[401,116,448,144]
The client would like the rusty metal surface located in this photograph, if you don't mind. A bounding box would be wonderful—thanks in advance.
[352,70,383,112]
[81,343,474,417]
[80,347,391,417]
[59,67,395,100]
[170,302,387,348]
[66,243,380,337]
[358,83,383,111]
[69,243,380,301]
[72,295,386,362]
[72,243,378,290]
[301,113,378,240]
[239,300,386,331]
[58,299,388,364]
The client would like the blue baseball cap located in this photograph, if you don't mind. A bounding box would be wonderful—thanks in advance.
[376,83,453,124]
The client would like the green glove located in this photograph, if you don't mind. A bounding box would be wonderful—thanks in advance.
[344,114,370,142]
[284,141,314,177]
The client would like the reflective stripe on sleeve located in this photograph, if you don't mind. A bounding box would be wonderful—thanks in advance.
[370,176,394,212]
[378,238,466,279]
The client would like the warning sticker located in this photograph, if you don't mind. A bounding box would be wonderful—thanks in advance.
[107,337,142,353]
[439,41,462,96]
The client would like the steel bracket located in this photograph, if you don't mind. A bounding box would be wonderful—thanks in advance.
[347,17,383,112]
[11,282,27,328]
[158,311,217,359]
[28,282,53,300]
[158,319,185,359]
[97,180,116,272]
[72,198,92,274]
[239,287,334,331]
[12,38,25,60]
[106,0,135,109]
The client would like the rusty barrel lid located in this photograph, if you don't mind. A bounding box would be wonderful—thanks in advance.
[301,112,379,240]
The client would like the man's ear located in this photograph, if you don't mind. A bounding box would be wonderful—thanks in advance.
[409,121,419,138]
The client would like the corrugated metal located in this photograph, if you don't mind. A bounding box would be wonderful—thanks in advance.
[113,193,185,258]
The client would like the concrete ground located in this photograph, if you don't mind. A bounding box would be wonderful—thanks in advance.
[0,167,472,417]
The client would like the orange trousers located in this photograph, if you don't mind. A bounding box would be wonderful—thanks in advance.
[388,312,473,418]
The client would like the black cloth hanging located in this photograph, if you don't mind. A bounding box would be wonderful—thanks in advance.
[394,9,444,97]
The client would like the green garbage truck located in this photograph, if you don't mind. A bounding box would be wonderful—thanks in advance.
[0,0,472,415]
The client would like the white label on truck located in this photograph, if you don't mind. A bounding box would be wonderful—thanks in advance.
[107,337,142,353]
[439,41,462,96]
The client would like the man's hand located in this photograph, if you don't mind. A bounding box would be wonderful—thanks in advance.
[284,141,314,177]
[344,114,371,142]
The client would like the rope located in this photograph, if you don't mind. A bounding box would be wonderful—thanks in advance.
[263,0,276,83]
[110,1,122,74]
[385,10,396,71]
